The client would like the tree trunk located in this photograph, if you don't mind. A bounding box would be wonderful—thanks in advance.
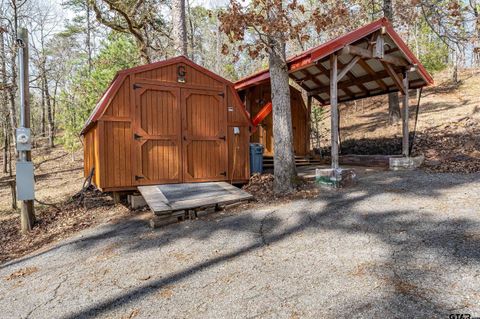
[452,47,459,83]
[388,93,401,123]
[383,0,393,20]
[86,2,93,73]
[2,122,8,174]
[1,30,9,172]
[43,72,54,148]
[40,78,46,136]
[172,0,188,56]
[186,0,195,61]
[1,29,17,149]
[383,0,401,124]
[215,19,222,74]
[269,40,297,195]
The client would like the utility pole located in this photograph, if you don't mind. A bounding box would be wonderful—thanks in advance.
[16,27,35,233]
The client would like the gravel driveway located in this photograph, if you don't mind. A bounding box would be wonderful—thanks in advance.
[1,170,479,319]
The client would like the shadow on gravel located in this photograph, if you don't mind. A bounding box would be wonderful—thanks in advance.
[23,172,480,318]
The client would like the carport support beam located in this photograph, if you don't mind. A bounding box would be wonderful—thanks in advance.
[330,54,339,170]
[307,96,312,154]
[402,71,410,157]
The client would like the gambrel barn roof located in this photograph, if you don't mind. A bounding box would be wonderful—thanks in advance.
[81,56,252,135]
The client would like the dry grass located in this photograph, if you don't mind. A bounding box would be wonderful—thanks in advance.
[0,145,84,215]
[0,141,135,264]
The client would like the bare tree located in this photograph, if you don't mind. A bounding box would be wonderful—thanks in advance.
[172,0,188,56]
[88,0,172,63]
[0,26,9,173]
[220,0,347,194]
[383,0,401,123]
[29,0,59,147]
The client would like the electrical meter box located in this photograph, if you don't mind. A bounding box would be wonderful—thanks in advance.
[16,161,35,200]
[16,127,31,151]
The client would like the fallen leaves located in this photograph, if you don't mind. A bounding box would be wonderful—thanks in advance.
[0,188,132,265]
[5,266,38,281]
[242,173,275,202]
[242,173,320,202]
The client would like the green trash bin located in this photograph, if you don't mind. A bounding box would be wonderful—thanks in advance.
[250,143,264,174]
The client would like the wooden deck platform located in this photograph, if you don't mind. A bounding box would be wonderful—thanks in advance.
[138,182,254,216]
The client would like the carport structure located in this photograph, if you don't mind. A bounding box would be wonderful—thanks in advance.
[235,18,434,171]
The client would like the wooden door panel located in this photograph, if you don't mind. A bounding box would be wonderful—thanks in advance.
[139,89,179,136]
[182,89,227,182]
[184,140,224,180]
[140,140,180,182]
[134,84,182,184]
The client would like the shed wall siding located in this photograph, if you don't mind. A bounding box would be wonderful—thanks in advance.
[247,84,308,156]
[101,121,133,188]
[83,124,96,178]
[104,75,132,118]
[136,63,223,89]
[85,59,251,191]
[227,86,250,181]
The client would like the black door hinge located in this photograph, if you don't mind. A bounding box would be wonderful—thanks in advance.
[134,133,143,140]
[219,136,226,141]
[220,171,227,176]
[135,175,145,181]
[133,83,142,90]
[218,92,225,98]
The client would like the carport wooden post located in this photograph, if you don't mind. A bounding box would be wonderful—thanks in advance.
[307,95,312,153]
[402,71,409,157]
[330,54,339,169]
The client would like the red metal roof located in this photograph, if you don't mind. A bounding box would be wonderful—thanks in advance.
[234,18,433,91]
[81,56,252,135]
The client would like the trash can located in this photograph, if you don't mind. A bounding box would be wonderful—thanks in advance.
[250,143,264,174]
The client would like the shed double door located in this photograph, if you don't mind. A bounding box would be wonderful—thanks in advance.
[133,84,227,185]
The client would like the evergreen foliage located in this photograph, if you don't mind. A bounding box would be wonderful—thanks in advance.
[58,34,140,152]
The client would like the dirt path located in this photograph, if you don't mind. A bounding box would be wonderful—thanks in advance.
[0,170,479,318]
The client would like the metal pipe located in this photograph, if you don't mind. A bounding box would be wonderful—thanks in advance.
[17,37,25,128]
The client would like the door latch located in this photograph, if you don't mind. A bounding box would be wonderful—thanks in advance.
[219,136,226,141]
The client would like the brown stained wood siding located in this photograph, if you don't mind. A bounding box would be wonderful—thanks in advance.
[135,85,182,184]
[141,140,180,182]
[84,58,251,191]
[104,76,131,117]
[182,89,227,182]
[136,63,223,89]
[102,121,133,188]
[291,89,308,156]
[228,125,250,181]
[247,84,308,156]
[83,124,96,177]
[83,123,103,187]
[227,86,249,124]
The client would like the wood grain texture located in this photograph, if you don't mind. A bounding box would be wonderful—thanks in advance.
[86,60,250,191]
[247,83,308,156]
[182,89,227,182]
[138,182,253,214]
[135,85,182,185]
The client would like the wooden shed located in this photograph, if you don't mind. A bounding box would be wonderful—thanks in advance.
[81,56,252,192]
[237,83,309,156]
